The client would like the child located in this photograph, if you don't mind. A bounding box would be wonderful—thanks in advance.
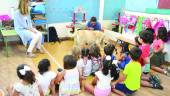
[89,43,102,75]
[112,46,142,96]
[138,30,163,89]
[84,56,120,96]
[77,48,92,77]
[37,59,57,95]
[103,43,115,62]
[71,46,81,60]
[138,30,153,72]
[134,28,154,46]
[115,51,131,70]
[54,55,81,95]
[10,64,44,96]
[150,27,170,76]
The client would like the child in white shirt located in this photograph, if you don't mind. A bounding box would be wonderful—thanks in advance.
[37,59,57,95]
[77,48,92,77]
[84,56,120,96]
[10,64,44,96]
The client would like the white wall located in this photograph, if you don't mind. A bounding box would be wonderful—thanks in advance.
[0,0,18,17]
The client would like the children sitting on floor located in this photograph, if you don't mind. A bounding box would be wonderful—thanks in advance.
[9,64,44,96]
[89,43,102,75]
[37,59,57,95]
[151,27,170,76]
[77,48,92,77]
[84,56,120,96]
[112,46,142,96]
[54,55,81,96]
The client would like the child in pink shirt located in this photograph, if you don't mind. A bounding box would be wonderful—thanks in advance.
[150,27,170,76]
[138,30,163,90]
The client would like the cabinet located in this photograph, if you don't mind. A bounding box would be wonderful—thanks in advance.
[30,1,48,41]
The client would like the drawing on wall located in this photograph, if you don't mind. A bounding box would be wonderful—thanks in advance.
[158,0,170,9]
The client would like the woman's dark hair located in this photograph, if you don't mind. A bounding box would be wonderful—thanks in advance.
[90,16,97,22]
[146,28,155,35]
[102,57,119,81]
[104,44,115,56]
[81,48,90,58]
[17,64,35,84]
[129,46,142,61]
[157,27,168,42]
[139,30,154,44]
[89,43,101,58]
[64,55,77,69]
[38,59,51,75]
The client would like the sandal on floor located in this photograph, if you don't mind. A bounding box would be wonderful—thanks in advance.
[151,82,163,90]
[36,49,45,54]
[26,52,36,58]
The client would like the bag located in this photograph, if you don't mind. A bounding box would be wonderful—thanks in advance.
[48,26,60,43]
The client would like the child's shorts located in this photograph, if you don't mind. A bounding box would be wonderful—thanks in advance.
[115,83,136,95]
[142,63,150,73]
[94,87,111,96]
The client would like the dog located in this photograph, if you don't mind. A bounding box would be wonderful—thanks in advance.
[72,30,114,49]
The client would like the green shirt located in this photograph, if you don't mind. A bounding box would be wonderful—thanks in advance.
[123,60,142,91]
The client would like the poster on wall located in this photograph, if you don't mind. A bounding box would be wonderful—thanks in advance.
[158,0,170,9]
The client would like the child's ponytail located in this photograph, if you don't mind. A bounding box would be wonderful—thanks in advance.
[102,56,120,81]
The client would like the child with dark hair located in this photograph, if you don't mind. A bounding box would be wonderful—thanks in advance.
[77,48,92,77]
[37,59,57,95]
[114,51,131,70]
[135,29,154,46]
[137,30,163,90]
[84,56,120,96]
[138,30,153,73]
[112,46,142,96]
[151,27,170,76]
[54,55,81,95]
[11,64,44,96]
[104,43,115,62]
[89,43,102,75]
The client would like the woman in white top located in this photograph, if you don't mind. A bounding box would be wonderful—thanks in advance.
[77,48,92,77]
[84,56,120,96]
[14,0,43,57]
[9,64,44,96]
[55,55,81,96]
[37,59,57,96]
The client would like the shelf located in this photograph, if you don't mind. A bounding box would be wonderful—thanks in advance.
[30,2,45,6]
[31,13,45,15]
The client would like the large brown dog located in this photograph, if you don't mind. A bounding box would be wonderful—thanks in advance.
[72,30,114,48]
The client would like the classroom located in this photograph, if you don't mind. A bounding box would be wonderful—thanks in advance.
[0,0,170,96]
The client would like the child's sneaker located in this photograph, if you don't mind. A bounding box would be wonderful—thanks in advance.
[151,82,163,90]
[149,74,161,84]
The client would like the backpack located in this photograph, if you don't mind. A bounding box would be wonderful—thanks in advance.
[48,26,60,43]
